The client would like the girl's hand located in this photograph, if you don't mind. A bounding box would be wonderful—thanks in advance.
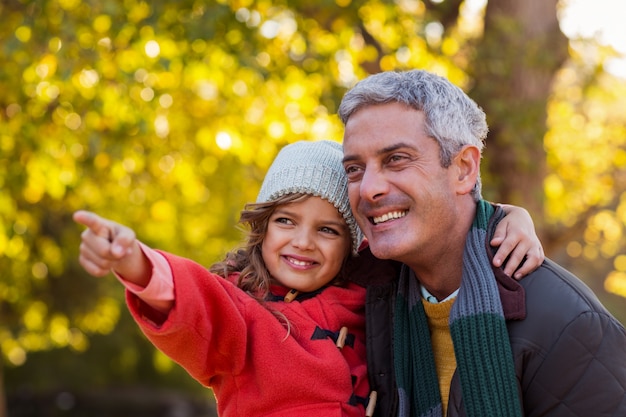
[73,210,150,286]
[491,204,545,279]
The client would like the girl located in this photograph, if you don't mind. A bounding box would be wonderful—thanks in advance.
[74,140,543,417]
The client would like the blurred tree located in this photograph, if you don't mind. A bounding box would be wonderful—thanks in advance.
[1,0,625,415]
[472,0,569,222]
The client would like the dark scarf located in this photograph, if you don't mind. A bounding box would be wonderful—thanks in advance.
[393,200,522,417]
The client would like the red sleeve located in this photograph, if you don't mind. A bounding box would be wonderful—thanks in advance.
[125,251,252,386]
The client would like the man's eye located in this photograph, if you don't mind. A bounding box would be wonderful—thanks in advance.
[388,154,406,162]
[344,165,360,174]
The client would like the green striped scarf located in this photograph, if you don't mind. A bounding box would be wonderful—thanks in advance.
[393,200,522,417]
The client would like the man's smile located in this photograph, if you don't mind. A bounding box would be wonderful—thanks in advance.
[371,210,407,225]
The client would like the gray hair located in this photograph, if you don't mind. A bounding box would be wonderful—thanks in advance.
[338,70,488,200]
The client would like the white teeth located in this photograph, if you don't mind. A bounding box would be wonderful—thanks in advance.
[288,257,313,266]
[373,211,407,225]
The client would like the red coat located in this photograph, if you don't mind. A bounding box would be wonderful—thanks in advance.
[126,251,370,417]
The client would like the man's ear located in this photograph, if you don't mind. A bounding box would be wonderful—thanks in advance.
[453,145,481,195]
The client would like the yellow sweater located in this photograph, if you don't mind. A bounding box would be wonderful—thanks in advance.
[422,297,456,415]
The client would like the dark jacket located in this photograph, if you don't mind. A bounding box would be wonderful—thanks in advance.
[351,217,626,416]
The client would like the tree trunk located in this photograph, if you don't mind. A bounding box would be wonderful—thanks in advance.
[470,0,569,237]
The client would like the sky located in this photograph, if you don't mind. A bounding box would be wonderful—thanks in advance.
[559,0,626,77]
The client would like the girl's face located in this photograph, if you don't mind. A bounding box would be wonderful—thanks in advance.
[261,196,351,293]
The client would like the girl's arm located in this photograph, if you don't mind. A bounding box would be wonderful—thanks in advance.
[75,210,249,382]
[74,210,175,314]
[491,204,545,279]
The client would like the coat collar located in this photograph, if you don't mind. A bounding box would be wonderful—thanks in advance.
[487,205,527,320]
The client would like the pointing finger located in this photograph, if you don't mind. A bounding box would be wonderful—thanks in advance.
[73,210,112,240]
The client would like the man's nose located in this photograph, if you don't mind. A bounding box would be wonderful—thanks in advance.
[359,168,389,201]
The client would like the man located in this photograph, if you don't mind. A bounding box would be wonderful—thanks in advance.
[339,70,626,417]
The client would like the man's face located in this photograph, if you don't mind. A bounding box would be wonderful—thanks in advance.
[342,102,464,266]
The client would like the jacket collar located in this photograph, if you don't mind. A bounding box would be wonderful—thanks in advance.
[487,205,527,320]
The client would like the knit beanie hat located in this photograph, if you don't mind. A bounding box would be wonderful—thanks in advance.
[256,140,363,254]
